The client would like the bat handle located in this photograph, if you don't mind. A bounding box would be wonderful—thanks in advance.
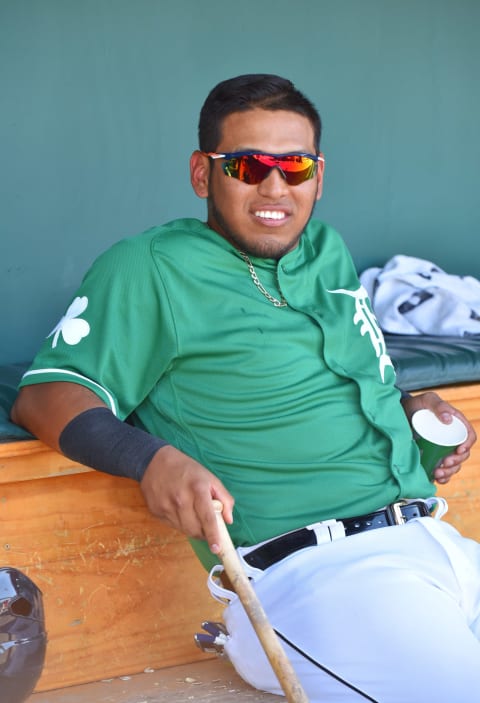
[212,500,309,703]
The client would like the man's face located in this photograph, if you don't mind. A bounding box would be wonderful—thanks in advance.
[191,108,324,259]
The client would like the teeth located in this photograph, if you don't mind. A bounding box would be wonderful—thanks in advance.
[255,210,286,220]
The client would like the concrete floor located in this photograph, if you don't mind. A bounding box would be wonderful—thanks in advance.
[29,659,281,703]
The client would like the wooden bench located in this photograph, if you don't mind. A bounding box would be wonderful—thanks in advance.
[0,341,479,699]
[0,438,224,693]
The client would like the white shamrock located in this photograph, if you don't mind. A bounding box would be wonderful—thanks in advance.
[48,296,91,348]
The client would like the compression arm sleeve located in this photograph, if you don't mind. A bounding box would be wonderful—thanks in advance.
[59,407,169,481]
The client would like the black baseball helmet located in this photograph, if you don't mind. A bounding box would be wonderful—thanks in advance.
[0,567,47,703]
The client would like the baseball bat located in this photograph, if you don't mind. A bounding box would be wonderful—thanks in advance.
[212,500,309,703]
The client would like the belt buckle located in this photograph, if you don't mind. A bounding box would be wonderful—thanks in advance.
[389,501,407,525]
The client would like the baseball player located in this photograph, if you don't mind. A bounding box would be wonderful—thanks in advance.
[12,75,480,701]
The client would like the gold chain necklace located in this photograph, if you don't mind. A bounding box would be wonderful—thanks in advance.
[239,252,288,308]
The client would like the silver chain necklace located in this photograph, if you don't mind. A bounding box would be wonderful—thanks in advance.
[239,252,288,308]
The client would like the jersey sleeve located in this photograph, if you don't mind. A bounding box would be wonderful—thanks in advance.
[20,230,177,420]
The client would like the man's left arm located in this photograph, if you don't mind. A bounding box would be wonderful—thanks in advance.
[400,391,477,484]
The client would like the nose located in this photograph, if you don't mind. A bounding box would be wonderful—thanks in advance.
[257,167,289,198]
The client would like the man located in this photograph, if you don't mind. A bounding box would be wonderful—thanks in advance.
[12,75,480,701]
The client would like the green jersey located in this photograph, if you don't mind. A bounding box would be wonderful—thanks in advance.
[21,218,433,569]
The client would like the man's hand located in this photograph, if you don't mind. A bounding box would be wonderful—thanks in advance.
[140,445,235,554]
[401,391,477,484]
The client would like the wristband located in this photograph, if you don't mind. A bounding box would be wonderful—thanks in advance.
[59,407,169,481]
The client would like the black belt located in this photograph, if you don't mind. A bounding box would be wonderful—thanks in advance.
[243,500,430,571]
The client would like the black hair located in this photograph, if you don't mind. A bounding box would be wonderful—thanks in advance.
[198,74,322,153]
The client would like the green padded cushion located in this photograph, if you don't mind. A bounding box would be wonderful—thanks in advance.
[0,362,33,441]
[385,334,480,391]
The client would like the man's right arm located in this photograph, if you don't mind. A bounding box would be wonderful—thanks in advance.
[12,382,107,451]
[11,383,234,553]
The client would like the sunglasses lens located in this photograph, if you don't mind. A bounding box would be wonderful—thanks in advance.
[223,156,269,184]
[222,154,317,185]
[277,155,317,185]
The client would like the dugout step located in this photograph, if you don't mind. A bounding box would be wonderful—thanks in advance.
[28,658,279,703]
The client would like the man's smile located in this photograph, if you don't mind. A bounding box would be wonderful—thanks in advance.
[254,209,288,223]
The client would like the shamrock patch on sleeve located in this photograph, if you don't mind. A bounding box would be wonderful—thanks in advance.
[48,296,91,348]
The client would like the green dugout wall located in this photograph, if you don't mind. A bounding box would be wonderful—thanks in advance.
[1,0,479,364]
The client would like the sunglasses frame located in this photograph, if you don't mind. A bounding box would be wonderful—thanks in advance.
[205,151,324,186]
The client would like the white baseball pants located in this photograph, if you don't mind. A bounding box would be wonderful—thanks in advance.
[208,516,480,702]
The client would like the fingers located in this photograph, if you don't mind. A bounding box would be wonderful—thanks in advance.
[200,487,235,555]
[432,437,473,484]
[433,403,477,455]
[404,391,476,484]
[139,445,235,552]
[433,457,465,483]
[419,393,474,440]
[410,392,476,451]
[454,410,477,452]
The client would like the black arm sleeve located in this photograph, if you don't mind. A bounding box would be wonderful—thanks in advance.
[59,407,169,481]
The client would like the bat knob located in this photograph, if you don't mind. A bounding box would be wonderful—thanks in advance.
[212,499,224,513]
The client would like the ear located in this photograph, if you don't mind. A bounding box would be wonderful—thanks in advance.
[315,152,325,202]
[190,150,211,199]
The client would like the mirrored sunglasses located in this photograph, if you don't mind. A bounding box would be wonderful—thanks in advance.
[205,151,323,186]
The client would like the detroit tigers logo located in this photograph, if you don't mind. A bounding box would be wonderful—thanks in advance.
[328,285,394,382]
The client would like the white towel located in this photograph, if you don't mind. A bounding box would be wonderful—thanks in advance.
[360,255,480,336]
